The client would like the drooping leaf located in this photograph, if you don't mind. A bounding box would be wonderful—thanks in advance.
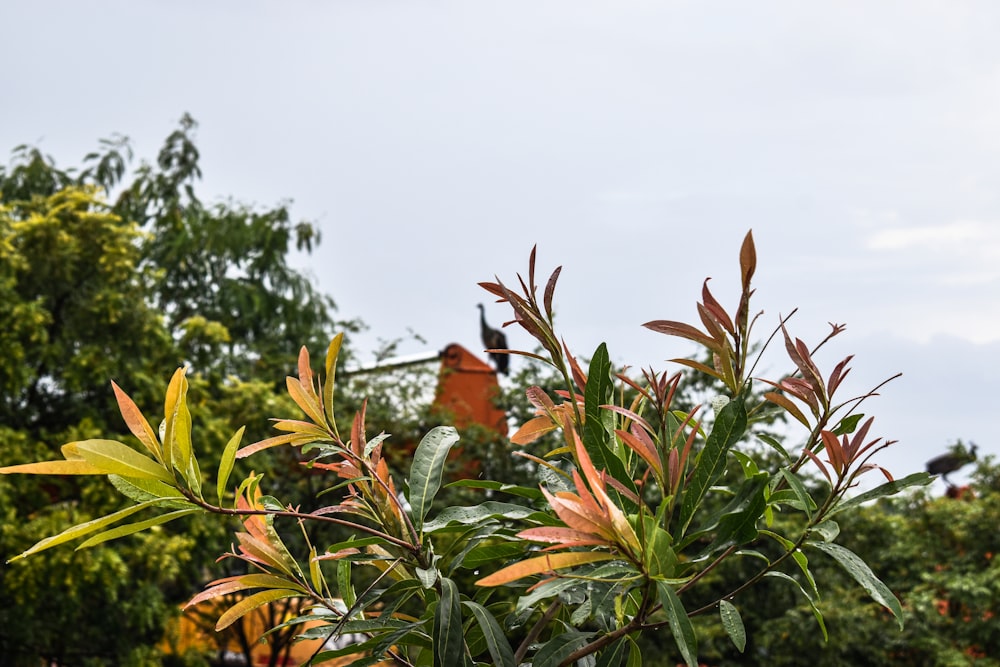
[533,631,591,667]
[435,577,465,667]
[408,426,460,533]
[77,508,200,548]
[656,581,698,667]
[828,471,932,516]
[215,589,303,631]
[7,500,163,562]
[463,601,515,667]
[719,600,746,652]
[763,570,828,641]
[808,541,903,628]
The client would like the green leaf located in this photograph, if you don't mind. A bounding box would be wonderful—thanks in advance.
[8,500,164,562]
[77,508,200,548]
[215,589,302,631]
[423,501,543,532]
[107,474,187,506]
[656,581,698,667]
[461,542,525,569]
[808,541,903,629]
[763,571,828,641]
[595,637,630,667]
[640,515,677,578]
[463,601,515,667]
[217,425,245,505]
[409,426,460,534]
[582,344,637,504]
[777,469,817,519]
[323,333,344,436]
[435,577,465,667]
[446,479,544,501]
[74,439,174,483]
[679,396,748,533]
[828,472,932,516]
[719,600,746,652]
[533,630,591,667]
[832,413,864,436]
[808,520,840,543]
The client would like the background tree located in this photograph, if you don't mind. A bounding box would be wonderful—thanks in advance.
[0,116,354,665]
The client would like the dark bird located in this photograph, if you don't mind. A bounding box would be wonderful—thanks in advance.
[926,442,978,485]
[477,303,509,375]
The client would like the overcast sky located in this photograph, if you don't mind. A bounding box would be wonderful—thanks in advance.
[3,1,998,485]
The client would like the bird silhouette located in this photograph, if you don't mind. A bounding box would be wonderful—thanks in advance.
[926,442,978,486]
[477,303,509,375]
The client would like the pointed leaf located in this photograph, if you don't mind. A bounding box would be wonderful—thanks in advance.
[679,397,747,533]
[77,508,200,548]
[719,600,746,652]
[215,589,302,631]
[462,602,514,667]
[217,426,246,504]
[476,551,615,587]
[828,471,932,516]
[74,439,174,483]
[0,459,104,475]
[408,426,460,533]
[323,333,345,433]
[111,381,163,462]
[8,500,162,562]
[435,577,464,667]
[656,581,698,667]
[808,541,903,628]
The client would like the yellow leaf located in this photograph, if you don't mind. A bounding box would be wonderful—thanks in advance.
[73,439,174,483]
[0,459,103,475]
[215,589,303,631]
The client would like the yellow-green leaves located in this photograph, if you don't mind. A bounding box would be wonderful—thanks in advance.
[216,425,245,505]
[73,439,174,483]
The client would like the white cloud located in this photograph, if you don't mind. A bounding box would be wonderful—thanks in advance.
[866,220,997,250]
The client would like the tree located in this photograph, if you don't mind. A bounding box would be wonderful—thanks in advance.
[0,117,351,665]
[2,232,929,666]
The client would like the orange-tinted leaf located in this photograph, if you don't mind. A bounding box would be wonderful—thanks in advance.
[111,381,162,462]
[821,431,845,475]
[616,428,661,476]
[701,280,735,335]
[644,320,719,352]
[476,551,615,587]
[670,358,724,382]
[236,433,312,459]
[511,416,559,445]
[518,526,607,546]
[763,392,811,429]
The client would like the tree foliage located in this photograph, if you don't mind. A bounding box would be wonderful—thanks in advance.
[0,116,350,665]
[3,232,932,666]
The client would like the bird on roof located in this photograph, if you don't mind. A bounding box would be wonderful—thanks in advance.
[477,303,509,375]
[926,441,978,486]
